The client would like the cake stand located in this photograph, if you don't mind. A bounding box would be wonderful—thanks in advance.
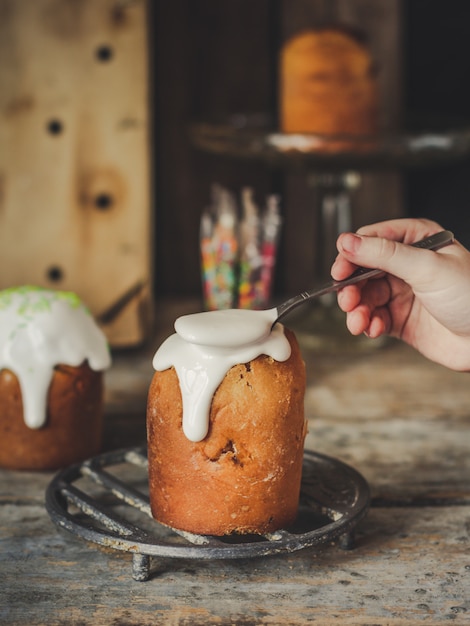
[190,114,470,170]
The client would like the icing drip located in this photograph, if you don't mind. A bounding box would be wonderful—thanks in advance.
[152,308,290,442]
[0,286,111,429]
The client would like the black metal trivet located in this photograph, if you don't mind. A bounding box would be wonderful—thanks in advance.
[45,446,370,581]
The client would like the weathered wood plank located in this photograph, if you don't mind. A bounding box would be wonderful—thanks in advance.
[0,0,151,346]
[279,0,404,289]
[1,501,468,625]
[153,0,275,297]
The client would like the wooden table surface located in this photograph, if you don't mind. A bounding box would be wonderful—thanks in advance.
[1,300,469,625]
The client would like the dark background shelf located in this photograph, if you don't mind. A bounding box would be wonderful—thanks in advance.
[151,0,470,298]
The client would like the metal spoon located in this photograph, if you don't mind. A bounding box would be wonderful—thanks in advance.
[273,229,455,324]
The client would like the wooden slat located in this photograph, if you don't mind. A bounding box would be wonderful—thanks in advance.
[0,0,151,346]
[279,0,404,290]
[153,0,275,297]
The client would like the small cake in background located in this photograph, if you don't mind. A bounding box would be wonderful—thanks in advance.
[0,286,111,470]
[147,316,307,536]
[280,27,379,137]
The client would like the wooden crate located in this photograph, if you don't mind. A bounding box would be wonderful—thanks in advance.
[0,0,152,347]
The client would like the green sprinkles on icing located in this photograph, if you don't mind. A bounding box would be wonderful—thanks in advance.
[0,285,88,315]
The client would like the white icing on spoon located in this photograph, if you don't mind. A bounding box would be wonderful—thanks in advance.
[153,309,290,442]
[174,308,277,347]
[0,286,111,429]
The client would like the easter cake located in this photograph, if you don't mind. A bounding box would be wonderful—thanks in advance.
[0,286,111,470]
[147,309,307,536]
[280,27,379,138]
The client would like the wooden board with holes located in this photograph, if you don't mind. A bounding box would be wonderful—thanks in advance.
[0,0,152,347]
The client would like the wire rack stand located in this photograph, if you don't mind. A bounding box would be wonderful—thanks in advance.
[46,446,370,581]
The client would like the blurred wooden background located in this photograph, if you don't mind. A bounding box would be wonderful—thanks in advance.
[153,0,404,300]
[153,0,470,301]
[2,0,470,345]
[0,0,151,346]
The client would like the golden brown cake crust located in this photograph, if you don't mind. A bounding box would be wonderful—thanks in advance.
[147,328,307,536]
[280,27,378,136]
[0,362,104,470]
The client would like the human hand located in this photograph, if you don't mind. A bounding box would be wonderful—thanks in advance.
[331,218,470,371]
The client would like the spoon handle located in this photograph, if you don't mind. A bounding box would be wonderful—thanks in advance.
[275,229,455,323]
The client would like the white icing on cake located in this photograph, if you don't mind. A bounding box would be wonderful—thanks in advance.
[0,286,112,429]
[152,308,290,442]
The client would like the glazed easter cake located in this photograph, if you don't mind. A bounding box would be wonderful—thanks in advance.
[147,308,307,536]
[0,286,111,470]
